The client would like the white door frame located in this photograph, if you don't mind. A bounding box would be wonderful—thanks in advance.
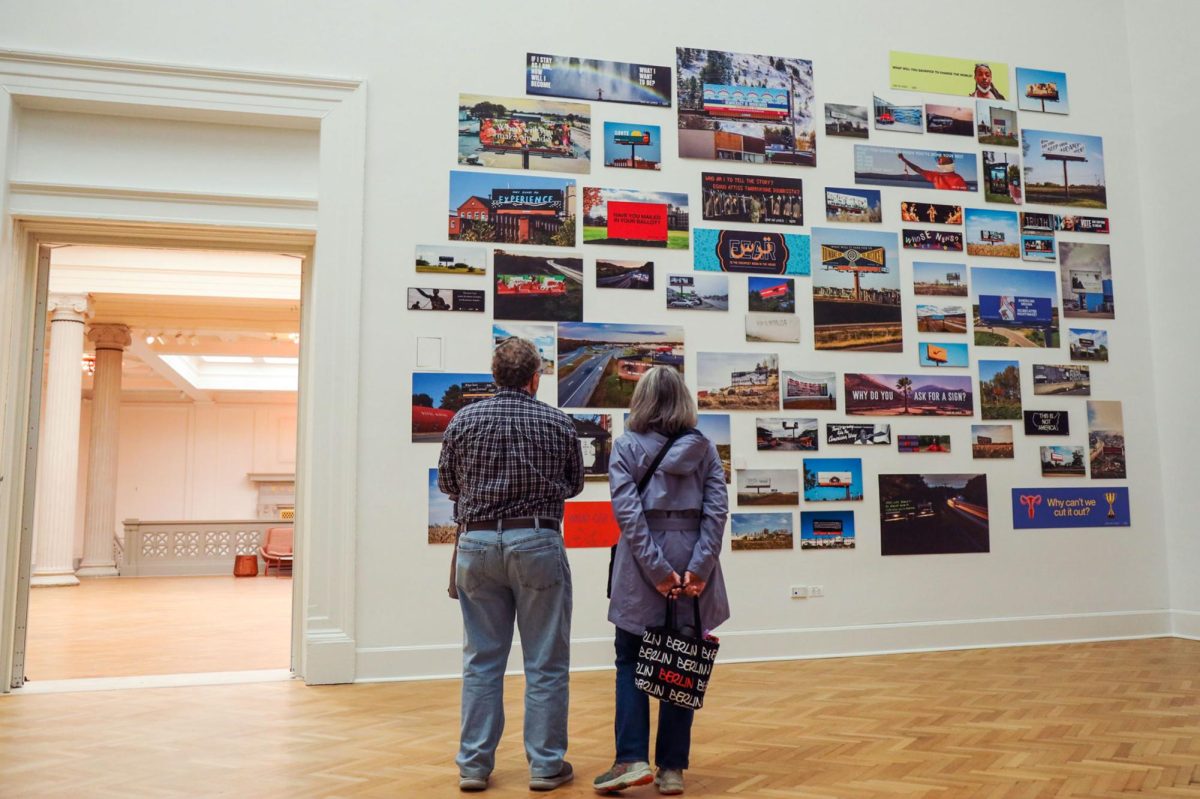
[0,50,367,690]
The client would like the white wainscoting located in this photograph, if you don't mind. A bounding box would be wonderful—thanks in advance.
[121,519,288,576]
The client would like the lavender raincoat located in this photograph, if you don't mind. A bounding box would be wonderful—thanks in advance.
[607,429,730,636]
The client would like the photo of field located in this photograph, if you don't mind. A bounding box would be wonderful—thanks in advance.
[1022,130,1106,208]
[736,468,800,506]
[556,322,684,408]
[731,512,794,551]
[979,360,1022,420]
[415,244,486,275]
[966,208,1020,257]
[697,352,779,410]
[971,425,1014,458]
[697,413,732,483]
[427,469,456,544]
[1041,445,1087,477]
[583,187,690,249]
[811,227,902,352]
[916,304,968,333]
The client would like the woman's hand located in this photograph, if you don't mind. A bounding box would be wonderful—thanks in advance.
[656,571,683,597]
[682,571,706,597]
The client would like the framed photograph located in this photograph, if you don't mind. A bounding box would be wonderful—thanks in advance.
[736,469,800,506]
[449,171,576,247]
[826,187,882,224]
[667,273,728,311]
[1021,130,1106,208]
[596,259,654,290]
[731,513,794,551]
[802,457,863,502]
[811,227,902,352]
[800,511,856,549]
[756,417,818,451]
[825,103,869,139]
[583,187,690,249]
[701,172,803,226]
[879,473,990,555]
[556,322,683,408]
[526,52,671,107]
[603,123,661,170]
[972,425,1014,458]
[890,51,1011,99]
[1016,67,1069,114]
[874,94,923,133]
[697,352,779,410]
[458,93,590,173]
[492,250,583,322]
[970,266,1061,348]
[855,145,978,192]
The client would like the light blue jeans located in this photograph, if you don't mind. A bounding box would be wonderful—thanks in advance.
[455,526,572,779]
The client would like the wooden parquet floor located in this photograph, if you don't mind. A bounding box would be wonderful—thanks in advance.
[1,638,1197,798]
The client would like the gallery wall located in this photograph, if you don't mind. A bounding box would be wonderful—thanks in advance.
[1,0,1192,678]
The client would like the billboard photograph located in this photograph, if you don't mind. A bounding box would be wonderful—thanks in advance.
[492,250,583,322]
[449,171,576,248]
[879,473,991,555]
[603,122,661,170]
[803,457,864,502]
[1022,130,1107,208]
[694,229,810,275]
[1033,364,1090,396]
[979,359,1022,420]
[596,259,654,290]
[407,287,485,313]
[582,187,689,248]
[825,103,868,139]
[1059,242,1114,319]
[800,511,856,549]
[412,372,496,443]
[570,414,613,480]
[982,149,1024,205]
[873,95,923,134]
[903,229,963,252]
[826,423,892,446]
[972,424,1014,458]
[826,187,882,224]
[697,413,732,483]
[913,263,967,296]
[916,303,968,334]
[1016,67,1070,114]
[457,93,590,174]
[854,145,978,192]
[1021,230,1057,264]
[1011,487,1130,529]
[667,273,728,311]
[526,52,671,107]
[966,208,1020,257]
[898,434,952,453]
[702,172,803,226]
[556,322,684,408]
[676,47,816,166]
[1058,215,1110,234]
[415,243,486,275]
[736,468,800,506]
[748,276,795,313]
[901,201,963,225]
[782,370,837,411]
[976,99,1018,147]
[924,103,974,136]
[756,417,818,451]
[970,266,1061,348]
[697,352,779,410]
[730,512,794,551]
[811,227,902,352]
[745,314,800,344]
[889,51,1011,99]
[492,322,555,375]
[844,373,973,416]
[427,469,456,544]
[919,342,969,368]
[1024,410,1071,436]
[1069,328,1109,362]
[1041,445,1087,477]
[1088,400,1127,479]
[562,501,620,548]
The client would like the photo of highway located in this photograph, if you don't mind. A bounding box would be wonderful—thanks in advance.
[556,322,684,408]
[596,259,654,290]
[879,473,990,555]
[970,266,1061,348]
[493,250,583,322]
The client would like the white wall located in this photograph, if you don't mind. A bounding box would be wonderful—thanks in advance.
[71,400,297,559]
[0,0,1185,676]
[1125,0,1200,638]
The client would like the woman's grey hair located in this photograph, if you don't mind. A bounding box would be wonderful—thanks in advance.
[626,366,697,435]
[492,337,541,388]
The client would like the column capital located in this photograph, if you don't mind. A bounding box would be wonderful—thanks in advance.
[47,293,90,323]
[88,323,132,351]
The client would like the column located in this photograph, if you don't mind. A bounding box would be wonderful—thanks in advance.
[31,294,90,587]
[77,324,131,577]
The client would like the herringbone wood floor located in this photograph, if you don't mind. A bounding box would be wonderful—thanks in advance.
[1,638,1197,798]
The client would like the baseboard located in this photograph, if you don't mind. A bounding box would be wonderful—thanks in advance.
[1171,609,1200,640]
[354,609,1172,683]
[12,668,293,695]
[303,630,357,684]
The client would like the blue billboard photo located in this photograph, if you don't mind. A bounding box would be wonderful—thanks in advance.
[526,52,671,107]
[854,145,978,192]
[970,266,1060,348]
[1011,487,1130,529]
[603,122,661,170]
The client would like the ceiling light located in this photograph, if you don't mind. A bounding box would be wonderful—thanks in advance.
[199,355,254,364]
[155,335,166,345]
[145,335,156,345]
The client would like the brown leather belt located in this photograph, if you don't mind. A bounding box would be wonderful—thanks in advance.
[464,517,561,533]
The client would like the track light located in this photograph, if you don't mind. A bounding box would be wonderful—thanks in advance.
[145,334,156,345]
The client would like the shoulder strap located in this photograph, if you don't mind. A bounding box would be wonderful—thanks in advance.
[636,429,692,494]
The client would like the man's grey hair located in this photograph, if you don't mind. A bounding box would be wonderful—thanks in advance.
[491,336,542,389]
[626,366,697,435]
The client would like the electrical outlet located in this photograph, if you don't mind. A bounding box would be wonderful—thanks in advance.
[810,585,824,597]
[790,585,808,599]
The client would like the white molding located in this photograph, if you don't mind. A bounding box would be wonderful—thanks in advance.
[10,181,318,211]
[353,609,1174,683]
[1170,609,1200,640]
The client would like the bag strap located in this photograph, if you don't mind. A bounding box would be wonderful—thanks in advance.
[637,429,692,494]
[664,595,703,634]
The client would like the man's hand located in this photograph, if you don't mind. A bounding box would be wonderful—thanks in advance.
[656,571,682,597]
[682,571,706,598]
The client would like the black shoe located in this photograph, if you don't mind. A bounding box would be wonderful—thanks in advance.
[530,761,574,791]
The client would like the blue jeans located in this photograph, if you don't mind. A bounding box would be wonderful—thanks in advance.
[614,627,694,769]
[455,526,572,779]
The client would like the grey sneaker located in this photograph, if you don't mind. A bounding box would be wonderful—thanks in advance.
[593,761,653,792]
[530,761,574,791]
[655,768,684,795]
[458,773,488,792]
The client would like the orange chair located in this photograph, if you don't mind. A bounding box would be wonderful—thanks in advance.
[259,527,294,577]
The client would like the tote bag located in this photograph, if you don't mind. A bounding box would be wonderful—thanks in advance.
[634,596,719,710]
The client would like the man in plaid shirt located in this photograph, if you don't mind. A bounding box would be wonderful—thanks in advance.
[439,337,583,792]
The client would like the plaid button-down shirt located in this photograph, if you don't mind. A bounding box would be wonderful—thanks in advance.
[438,387,584,524]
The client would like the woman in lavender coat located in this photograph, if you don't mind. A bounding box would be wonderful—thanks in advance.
[592,367,729,797]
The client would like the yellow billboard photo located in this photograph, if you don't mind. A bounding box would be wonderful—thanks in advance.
[890,51,1011,100]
